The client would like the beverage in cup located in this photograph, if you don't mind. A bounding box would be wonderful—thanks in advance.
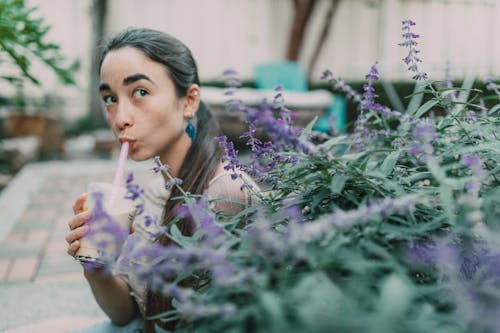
[75,182,136,264]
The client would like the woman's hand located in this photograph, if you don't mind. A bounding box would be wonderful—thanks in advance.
[65,193,139,323]
[65,193,91,257]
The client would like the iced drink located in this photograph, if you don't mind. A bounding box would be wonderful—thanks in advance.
[75,182,136,264]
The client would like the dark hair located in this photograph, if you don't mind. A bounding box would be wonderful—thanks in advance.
[100,28,223,332]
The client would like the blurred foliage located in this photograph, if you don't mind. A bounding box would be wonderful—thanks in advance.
[0,0,78,90]
[64,113,108,137]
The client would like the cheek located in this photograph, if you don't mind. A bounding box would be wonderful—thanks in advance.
[105,112,116,129]
[105,112,112,124]
[149,100,183,128]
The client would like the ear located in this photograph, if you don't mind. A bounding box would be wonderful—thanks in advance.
[183,84,201,119]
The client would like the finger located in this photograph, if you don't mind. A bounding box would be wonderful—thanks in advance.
[68,211,92,231]
[73,193,89,214]
[67,240,80,257]
[130,224,135,234]
[65,225,90,245]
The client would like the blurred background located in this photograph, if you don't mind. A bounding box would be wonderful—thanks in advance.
[1,0,499,190]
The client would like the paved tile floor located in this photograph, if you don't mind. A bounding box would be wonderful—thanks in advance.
[0,159,156,332]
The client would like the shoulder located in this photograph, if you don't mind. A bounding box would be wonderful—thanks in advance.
[207,166,259,216]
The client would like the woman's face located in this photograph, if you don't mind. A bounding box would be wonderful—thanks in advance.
[99,46,198,162]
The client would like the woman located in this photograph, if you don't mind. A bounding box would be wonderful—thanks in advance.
[65,28,258,332]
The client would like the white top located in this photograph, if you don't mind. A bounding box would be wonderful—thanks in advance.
[114,170,259,315]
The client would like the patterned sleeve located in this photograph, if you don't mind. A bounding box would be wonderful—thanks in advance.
[113,177,169,316]
[207,172,259,218]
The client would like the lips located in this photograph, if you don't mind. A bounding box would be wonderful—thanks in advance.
[119,137,136,149]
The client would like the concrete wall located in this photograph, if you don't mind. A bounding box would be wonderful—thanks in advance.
[4,0,499,121]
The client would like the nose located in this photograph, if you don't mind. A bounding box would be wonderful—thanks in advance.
[113,101,134,131]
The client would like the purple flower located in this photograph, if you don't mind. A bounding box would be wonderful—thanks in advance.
[222,68,242,88]
[126,172,134,184]
[484,77,500,93]
[413,123,437,142]
[365,61,379,81]
[217,96,311,185]
[125,182,143,201]
[399,20,428,81]
[177,195,226,248]
[407,145,422,155]
[124,176,145,216]
[461,154,481,168]
[408,238,500,289]
[407,242,435,265]
[326,77,363,105]
[222,68,237,76]
[402,19,416,27]
[464,181,480,193]
[144,215,158,227]
[165,177,183,190]
[215,135,245,180]
[161,283,194,302]
[461,154,485,177]
[320,69,333,80]
[464,110,477,122]
[152,156,171,173]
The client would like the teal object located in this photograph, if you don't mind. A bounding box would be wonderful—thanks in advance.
[314,94,347,133]
[185,120,196,141]
[254,61,308,92]
[254,61,346,133]
[71,318,143,332]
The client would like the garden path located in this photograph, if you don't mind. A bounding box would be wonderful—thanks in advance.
[0,159,157,333]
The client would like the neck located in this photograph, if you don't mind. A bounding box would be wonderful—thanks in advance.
[158,135,192,181]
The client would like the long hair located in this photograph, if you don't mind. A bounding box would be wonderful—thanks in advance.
[99,28,224,332]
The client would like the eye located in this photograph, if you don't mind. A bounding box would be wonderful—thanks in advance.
[102,95,117,106]
[133,89,148,99]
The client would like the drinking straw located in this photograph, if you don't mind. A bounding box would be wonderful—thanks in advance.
[109,141,129,209]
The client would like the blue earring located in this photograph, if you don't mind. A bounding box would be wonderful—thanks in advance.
[186,120,196,141]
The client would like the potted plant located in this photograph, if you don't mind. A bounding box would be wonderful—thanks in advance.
[0,0,77,159]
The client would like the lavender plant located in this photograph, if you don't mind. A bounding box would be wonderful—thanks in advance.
[94,20,499,333]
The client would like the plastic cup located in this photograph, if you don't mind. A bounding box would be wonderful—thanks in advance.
[75,182,136,265]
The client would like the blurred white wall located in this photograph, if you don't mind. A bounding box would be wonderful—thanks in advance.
[6,0,500,121]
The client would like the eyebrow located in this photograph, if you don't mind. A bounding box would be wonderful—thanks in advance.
[123,73,156,86]
[98,73,156,92]
[98,82,110,92]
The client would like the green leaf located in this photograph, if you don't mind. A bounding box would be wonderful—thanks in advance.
[426,158,446,180]
[321,134,348,149]
[378,274,412,318]
[405,81,427,114]
[439,185,455,224]
[456,75,476,103]
[288,272,342,329]
[299,116,318,141]
[170,224,189,247]
[259,292,286,332]
[404,89,434,99]
[402,171,433,185]
[412,98,439,118]
[454,142,500,156]
[488,103,500,115]
[330,173,349,194]
[380,150,401,175]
